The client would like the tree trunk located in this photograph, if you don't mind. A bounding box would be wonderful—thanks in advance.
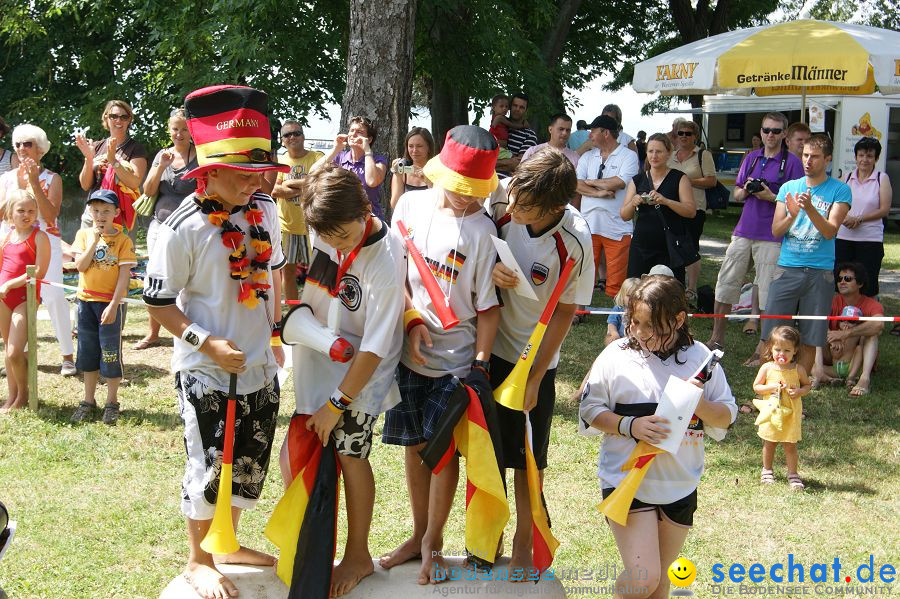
[341,0,417,160]
[428,3,470,149]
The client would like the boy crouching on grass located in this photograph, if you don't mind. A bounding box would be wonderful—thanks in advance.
[379,125,501,584]
[282,162,405,597]
[143,85,286,599]
[70,189,136,425]
[487,146,594,577]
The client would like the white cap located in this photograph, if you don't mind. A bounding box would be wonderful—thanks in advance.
[648,264,675,277]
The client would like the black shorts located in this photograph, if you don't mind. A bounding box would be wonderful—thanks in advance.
[491,355,556,470]
[601,487,697,528]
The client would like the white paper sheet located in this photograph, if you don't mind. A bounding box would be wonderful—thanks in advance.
[490,235,538,301]
[652,375,703,454]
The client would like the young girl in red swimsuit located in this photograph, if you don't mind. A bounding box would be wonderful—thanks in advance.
[0,189,49,411]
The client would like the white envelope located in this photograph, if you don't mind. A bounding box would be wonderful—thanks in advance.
[651,375,703,454]
[490,235,539,301]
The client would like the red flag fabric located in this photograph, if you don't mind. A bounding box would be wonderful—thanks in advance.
[100,163,138,231]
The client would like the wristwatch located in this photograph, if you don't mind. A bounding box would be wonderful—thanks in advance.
[472,359,491,374]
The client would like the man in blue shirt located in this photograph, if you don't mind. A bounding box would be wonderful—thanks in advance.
[762,134,851,376]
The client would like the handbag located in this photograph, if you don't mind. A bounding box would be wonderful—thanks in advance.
[642,173,700,268]
[701,149,730,210]
[133,193,157,216]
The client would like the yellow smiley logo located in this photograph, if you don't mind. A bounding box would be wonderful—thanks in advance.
[668,557,696,587]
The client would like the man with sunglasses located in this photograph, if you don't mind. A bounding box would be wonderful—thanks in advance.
[575,114,639,298]
[265,121,323,301]
[707,112,803,357]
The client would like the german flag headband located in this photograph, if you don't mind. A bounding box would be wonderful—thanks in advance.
[183,85,290,179]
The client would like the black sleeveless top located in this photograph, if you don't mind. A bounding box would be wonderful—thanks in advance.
[632,169,691,246]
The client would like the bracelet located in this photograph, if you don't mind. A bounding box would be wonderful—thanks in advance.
[181,323,211,352]
[404,309,425,336]
[327,388,353,414]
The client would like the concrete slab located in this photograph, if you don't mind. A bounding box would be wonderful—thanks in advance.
[160,557,566,598]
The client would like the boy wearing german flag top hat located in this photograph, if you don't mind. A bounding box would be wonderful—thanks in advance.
[143,85,287,599]
[486,146,594,576]
[380,125,501,584]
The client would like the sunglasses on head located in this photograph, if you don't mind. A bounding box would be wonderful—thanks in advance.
[761,127,783,135]
[206,148,274,163]
[282,131,304,138]
[677,130,694,137]
[14,141,33,149]
[107,113,131,121]
[838,275,856,282]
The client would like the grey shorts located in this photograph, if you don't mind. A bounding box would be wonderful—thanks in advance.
[761,266,834,347]
[282,232,311,266]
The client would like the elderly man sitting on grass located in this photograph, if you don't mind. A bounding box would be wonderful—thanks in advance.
[814,262,884,397]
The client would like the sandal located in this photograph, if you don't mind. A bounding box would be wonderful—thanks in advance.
[787,473,805,491]
[844,376,859,389]
[133,337,162,350]
[760,469,775,485]
[742,320,758,335]
[849,384,869,397]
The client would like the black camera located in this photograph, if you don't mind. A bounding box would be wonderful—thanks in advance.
[745,178,767,194]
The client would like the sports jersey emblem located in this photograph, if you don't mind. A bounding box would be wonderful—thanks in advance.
[338,274,362,311]
[531,262,549,286]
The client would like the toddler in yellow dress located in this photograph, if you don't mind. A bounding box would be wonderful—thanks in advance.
[752,326,811,490]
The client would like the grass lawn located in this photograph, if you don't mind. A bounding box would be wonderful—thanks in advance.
[1,248,898,597]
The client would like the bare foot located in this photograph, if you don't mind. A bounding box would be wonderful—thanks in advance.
[184,560,240,599]
[331,554,375,597]
[214,545,275,566]
[418,536,449,585]
[507,539,535,584]
[378,536,422,569]
[742,354,761,368]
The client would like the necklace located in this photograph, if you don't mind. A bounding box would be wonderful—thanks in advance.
[195,193,273,309]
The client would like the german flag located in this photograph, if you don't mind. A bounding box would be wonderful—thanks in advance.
[525,419,558,572]
[597,441,664,526]
[420,372,508,566]
[265,415,341,598]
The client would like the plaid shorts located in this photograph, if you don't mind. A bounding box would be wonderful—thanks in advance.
[382,364,458,446]
[282,232,311,266]
[176,372,280,520]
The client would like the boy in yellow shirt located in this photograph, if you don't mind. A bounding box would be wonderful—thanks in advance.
[70,189,137,424]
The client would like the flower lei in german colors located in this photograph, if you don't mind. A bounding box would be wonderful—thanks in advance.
[195,194,273,309]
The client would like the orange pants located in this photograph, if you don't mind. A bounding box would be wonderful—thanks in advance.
[592,234,631,297]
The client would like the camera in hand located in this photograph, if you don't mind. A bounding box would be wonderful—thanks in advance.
[393,158,415,175]
[640,193,655,205]
[745,178,767,194]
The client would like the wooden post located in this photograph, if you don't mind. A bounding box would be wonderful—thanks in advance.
[25,265,38,410]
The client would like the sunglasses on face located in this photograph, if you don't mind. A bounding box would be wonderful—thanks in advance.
[677,131,694,137]
[206,148,274,162]
[107,113,131,121]
[282,131,304,139]
[838,275,856,282]
[761,127,783,135]
[14,141,33,149]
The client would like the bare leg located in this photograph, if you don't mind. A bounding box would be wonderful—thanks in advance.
[743,286,759,334]
[762,441,777,472]
[743,338,765,368]
[105,377,121,406]
[282,263,299,302]
[850,335,879,396]
[798,344,816,378]
[509,469,535,581]
[608,510,662,599]
[647,517,691,599]
[783,443,799,477]
[419,455,459,585]
[83,371,100,406]
[380,444,430,569]
[185,517,241,599]
[686,259,700,297]
[331,454,376,596]
[1,304,23,410]
[707,301,732,348]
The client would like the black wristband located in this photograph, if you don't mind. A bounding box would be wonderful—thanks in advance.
[472,359,491,374]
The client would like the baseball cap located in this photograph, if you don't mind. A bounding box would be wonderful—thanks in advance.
[588,114,619,133]
[648,264,675,277]
[87,189,119,208]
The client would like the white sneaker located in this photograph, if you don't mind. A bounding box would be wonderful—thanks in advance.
[60,360,77,377]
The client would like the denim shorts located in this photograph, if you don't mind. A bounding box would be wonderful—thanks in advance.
[75,300,124,378]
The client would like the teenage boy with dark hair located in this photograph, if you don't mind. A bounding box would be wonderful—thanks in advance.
[488,146,594,575]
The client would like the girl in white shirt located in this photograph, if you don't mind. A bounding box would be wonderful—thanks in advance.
[580,275,736,599]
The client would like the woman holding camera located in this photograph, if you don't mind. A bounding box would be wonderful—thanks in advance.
[389,127,434,210]
[621,133,696,283]
[668,119,716,304]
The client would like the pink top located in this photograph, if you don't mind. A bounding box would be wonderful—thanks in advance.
[838,169,886,243]
[0,228,41,306]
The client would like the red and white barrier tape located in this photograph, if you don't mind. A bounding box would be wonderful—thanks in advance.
[574,307,899,322]
[29,278,147,306]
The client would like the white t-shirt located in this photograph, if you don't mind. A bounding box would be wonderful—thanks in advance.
[576,144,640,240]
[579,340,737,504]
[143,192,285,395]
[487,180,594,367]
[292,219,404,416]
[618,131,635,148]
[393,188,500,378]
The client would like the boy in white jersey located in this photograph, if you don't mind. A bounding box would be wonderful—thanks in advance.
[281,162,404,596]
[143,86,287,599]
[487,147,594,576]
[380,125,501,584]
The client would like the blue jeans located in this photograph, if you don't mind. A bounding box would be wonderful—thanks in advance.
[76,300,124,378]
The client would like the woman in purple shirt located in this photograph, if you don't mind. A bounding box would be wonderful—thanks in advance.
[322,116,388,218]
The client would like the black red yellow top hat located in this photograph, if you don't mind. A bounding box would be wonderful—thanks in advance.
[183,85,290,179]
[422,125,499,198]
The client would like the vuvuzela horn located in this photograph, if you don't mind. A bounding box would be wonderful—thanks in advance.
[200,373,240,555]
[395,219,459,330]
[494,257,576,411]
